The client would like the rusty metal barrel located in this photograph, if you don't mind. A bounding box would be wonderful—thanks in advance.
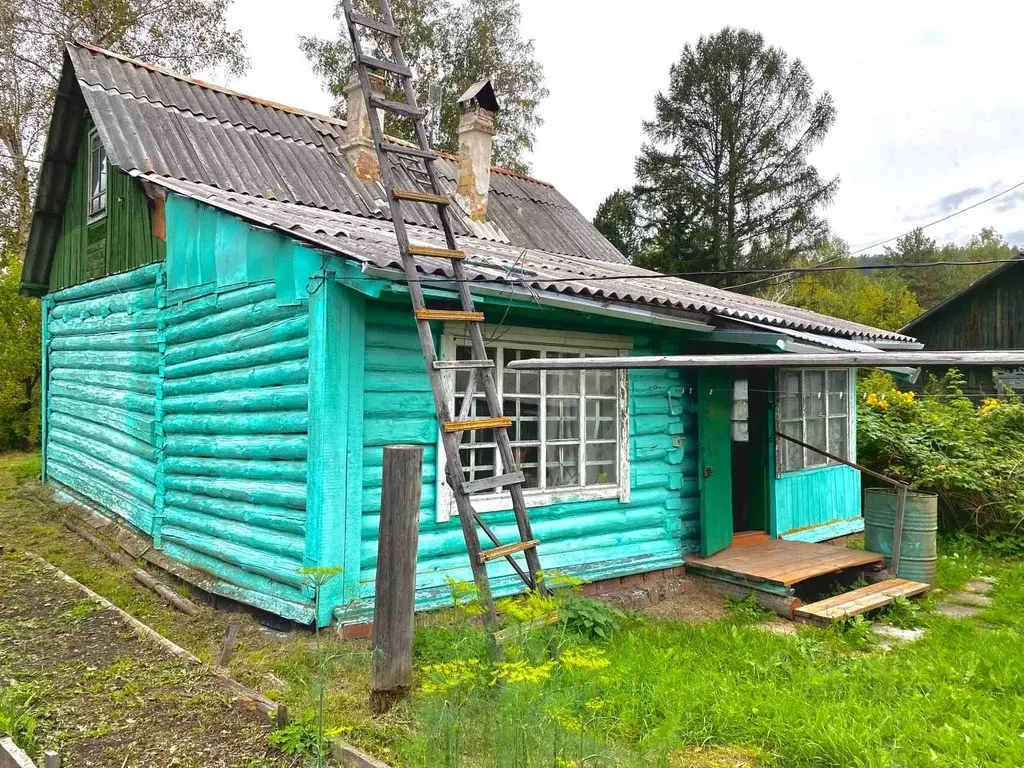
[863,487,938,585]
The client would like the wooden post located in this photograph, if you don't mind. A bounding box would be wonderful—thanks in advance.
[217,624,238,669]
[371,445,423,714]
[44,751,61,768]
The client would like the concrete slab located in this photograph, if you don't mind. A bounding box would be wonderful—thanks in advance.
[947,592,993,608]
[936,602,982,619]
[871,624,926,644]
[963,580,994,595]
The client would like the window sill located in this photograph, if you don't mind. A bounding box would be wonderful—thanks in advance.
[463,484,624,514]
[779,463,855,479]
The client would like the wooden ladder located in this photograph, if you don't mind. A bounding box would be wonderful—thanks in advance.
[341,0,545,625]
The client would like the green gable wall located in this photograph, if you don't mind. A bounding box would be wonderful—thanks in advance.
[48,122,164,292]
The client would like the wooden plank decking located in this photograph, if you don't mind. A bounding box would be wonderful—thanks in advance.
[685,539,884,588]
[795,578,930,624]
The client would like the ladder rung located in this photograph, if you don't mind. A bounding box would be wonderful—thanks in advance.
[479,539,540,564]
[370,96,426,118]
[393,189,451,205]
[349,11,400,36]
[381,142,437,161]
[359,54,411,77]
[442,416,512,433]
[416,309,483,322]
[432,359,493,371]
[461,471,525,495]
[409,244,466,260]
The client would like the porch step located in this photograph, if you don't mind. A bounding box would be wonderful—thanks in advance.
[794,578,930,625]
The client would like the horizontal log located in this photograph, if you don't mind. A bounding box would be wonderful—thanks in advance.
[163,506,306,559]
[47,461,154,534]
[164,490,306,535]
[159,525,306,588]
[163,359,308,397]
[163,384,308,414]
[47,443,156,507]
[164,456,307,483]
[49,367,157,396]
[164,475,306,510]
[163,282,277,326]
[163,434,308,460]
[50,285,156,320]
[48,396,154,445]
[48,263,162,303]
[167,298,301,346]
[163,410,308,436]
[48,411,154,460]
[49,427,157,484]
[50,330,159,352]
[166,315,309,367]
[159,540,307,604]
[50,349,160,374]
[163,338,308,380]
[49,380,156,415]
[48,308,160,337]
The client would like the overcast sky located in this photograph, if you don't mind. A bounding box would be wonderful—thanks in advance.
[224,0,1024,251]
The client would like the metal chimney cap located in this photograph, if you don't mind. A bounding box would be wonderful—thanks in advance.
[457,79,500,113]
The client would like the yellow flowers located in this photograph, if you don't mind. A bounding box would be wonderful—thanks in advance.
[865,392,890,410]
[980,398,1002,415]
[492,660,555,685]
[866,389,915,411]
[560,647,611,672]
[420,658,483,694]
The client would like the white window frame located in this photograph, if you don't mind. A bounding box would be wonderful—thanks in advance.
[436,325,632,522]
[88,128,108,222]
[776,368,854,474]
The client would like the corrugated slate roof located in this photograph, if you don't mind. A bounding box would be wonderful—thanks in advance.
[146,176,916,342]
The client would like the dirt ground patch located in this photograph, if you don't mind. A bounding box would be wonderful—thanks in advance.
[642,577,731,622]
[0,549,293,767]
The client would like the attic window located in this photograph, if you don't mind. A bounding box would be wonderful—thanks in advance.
[88,129,108,221]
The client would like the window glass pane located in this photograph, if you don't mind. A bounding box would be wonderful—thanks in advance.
[546,444,580,487]
[783,435,803,472]
[546,398,579,440]
[829,417,848,461]
[585,399,616,440]
[779,371,802,419]
[585,443,617,485]
[806,418,827,465]
[806,370,826,418]
[828,370,848,415]
[513,445,540,488]
[585,370,616,396]
[546,352,580,395]
[504,348,540,395]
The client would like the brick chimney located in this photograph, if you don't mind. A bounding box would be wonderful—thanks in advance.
[342,65,387,182]
[455,80,500,222]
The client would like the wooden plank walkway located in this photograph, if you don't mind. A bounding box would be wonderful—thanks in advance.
[685,539,884,588]
[795,578,930,624]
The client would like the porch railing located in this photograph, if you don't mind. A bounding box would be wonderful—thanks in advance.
[775,432,909,578]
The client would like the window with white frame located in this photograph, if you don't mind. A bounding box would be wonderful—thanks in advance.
[88,129,108,221]
[438,327,630,517]
[777,369,851,472]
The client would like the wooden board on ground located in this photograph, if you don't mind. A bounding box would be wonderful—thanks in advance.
[686,539,884,587]
[794,578,929,625]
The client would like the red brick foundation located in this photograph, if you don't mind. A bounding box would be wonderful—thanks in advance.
[337,565,690,639]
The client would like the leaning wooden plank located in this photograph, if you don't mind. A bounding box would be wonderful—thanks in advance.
[794,578,929,624]
[63,519,202,616]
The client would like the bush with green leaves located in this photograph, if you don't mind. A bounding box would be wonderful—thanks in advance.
[858,369,1024,534]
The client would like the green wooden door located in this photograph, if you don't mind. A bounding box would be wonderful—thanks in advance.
[698,368,734,556]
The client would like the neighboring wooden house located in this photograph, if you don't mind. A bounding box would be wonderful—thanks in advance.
[21,42,922,627]
[901,257,1024,394]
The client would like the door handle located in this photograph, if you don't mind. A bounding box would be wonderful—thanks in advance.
[703,466,714,478]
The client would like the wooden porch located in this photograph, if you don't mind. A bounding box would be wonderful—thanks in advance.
[685,537,885,589]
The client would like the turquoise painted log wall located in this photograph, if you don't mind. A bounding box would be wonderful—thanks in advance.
[45,264,164,534]
[343,302,699,621]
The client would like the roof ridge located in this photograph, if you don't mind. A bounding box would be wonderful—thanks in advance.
[70,39,557,189]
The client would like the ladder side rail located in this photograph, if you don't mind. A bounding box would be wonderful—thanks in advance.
[341,0,500,622]
[377,0,545,590]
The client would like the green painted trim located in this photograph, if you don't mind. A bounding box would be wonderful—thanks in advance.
[41,297,51,482]
[152,265,168,545]
[330,256,389,299]
[781,517,864,542]
[306,280,365,626]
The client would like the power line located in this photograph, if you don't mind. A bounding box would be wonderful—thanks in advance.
[735,178,1024,291]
